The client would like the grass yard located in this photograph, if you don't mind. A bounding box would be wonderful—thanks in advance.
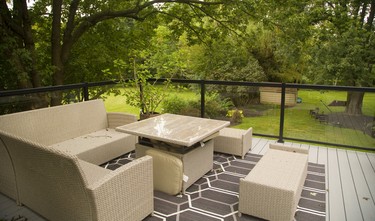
[102,87,197,116]
[234,89,375,148]
[102,87,375,149]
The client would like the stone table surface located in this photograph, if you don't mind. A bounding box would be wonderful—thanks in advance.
[116,113,230,147]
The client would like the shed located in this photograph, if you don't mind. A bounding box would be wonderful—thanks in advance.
[259,87,298,107]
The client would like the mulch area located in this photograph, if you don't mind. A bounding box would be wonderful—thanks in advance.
[327,113,374,137]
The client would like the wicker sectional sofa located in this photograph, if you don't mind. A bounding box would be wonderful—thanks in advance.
[0,99,154,221]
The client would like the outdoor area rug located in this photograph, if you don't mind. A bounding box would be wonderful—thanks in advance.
[102,151,326,221]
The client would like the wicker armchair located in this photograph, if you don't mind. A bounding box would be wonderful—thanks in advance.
[213,127,253,159]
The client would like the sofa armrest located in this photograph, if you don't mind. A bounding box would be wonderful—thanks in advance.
[87,155,153,221]
[107,112,137,129]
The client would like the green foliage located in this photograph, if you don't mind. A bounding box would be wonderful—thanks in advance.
[1,0,374,99]
[302,0,375,87]
[161,91,232,118]
[162,95,189,114]
[227,109,244,124]
[104,57,173,116]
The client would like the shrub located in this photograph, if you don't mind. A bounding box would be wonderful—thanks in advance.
[226,109,244,124]
[162,95,188,114]
[162,92,232,118]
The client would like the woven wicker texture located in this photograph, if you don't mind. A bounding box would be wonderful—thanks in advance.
[239,145,308,221]
[0,100,108,146]
[107,112,137,129]
[2,132,94,221]
[0,130,153,221]
[88,156,154,221]
[0,100,138,205]
[0,136,17,202]
[214,127,253,159]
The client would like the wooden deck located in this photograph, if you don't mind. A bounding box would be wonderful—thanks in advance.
[1,137,375,221]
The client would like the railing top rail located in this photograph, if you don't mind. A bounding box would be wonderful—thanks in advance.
[1,78,374,97]
[155,78,375,92]
[0,80,117,97]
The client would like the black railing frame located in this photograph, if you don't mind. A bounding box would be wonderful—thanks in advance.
[1,78,374,151]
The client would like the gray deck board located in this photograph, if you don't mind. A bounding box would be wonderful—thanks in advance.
[338,149,363,221]
[357,152,375,203]
[367,153,375,170]
[1,138,375,221]
[308,145,319,163]
[316,145,330,221]
[347,151,375,221]
[327,148,346,221]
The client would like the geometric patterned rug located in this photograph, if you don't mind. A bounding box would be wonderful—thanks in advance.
[101,151,326,221]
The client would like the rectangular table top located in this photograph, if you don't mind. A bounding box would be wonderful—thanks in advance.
[116,113,230,147]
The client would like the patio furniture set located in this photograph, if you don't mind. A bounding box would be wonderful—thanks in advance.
[0,99,308,221]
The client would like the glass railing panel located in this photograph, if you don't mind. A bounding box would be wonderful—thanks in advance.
[0,89,81,115]
[159,82,201,117]
[101,82,193,118]
[100,84,142,116]
[283,88,375,149]
[203,84,280,137]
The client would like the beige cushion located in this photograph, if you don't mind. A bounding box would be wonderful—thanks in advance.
[50,128,133,165]
[145,148,183,195]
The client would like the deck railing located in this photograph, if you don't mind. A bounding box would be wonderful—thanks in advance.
[1,79,374,151]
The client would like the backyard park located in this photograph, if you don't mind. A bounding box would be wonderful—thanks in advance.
[102,86,375,150]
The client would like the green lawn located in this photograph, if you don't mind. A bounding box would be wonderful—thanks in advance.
[102,87,197,116]
[102,88,375,149]
[233,90,375,148]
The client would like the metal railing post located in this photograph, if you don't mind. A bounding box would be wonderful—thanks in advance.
[83,83,89,101]
[200,80,205,118]
[278,83,286,143]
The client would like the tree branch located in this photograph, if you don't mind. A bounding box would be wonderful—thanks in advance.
[187,3,241,36]
[157,10,209,47]
[0,0,24,37]
[61,0,80,63]
[367,0,375,31]
[70,0,225,46]
[61,0,225,65]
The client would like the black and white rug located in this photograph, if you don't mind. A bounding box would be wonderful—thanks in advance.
[102,152,326,221]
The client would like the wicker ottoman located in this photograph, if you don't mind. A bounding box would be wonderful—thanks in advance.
[213,127,252,159]
[239,144,308,221]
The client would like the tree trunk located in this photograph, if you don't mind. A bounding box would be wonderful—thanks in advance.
[51,0,64,106]
[345,91,364,116]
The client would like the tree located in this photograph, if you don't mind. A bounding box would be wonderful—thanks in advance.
[0,0,230,105]
[305,0,375,115]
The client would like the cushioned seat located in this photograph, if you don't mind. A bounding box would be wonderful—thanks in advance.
[145,148,183,195]
[50,128,132,165]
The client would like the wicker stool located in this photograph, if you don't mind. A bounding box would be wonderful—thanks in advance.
[239,143,308,221]
[213,127,252,159]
